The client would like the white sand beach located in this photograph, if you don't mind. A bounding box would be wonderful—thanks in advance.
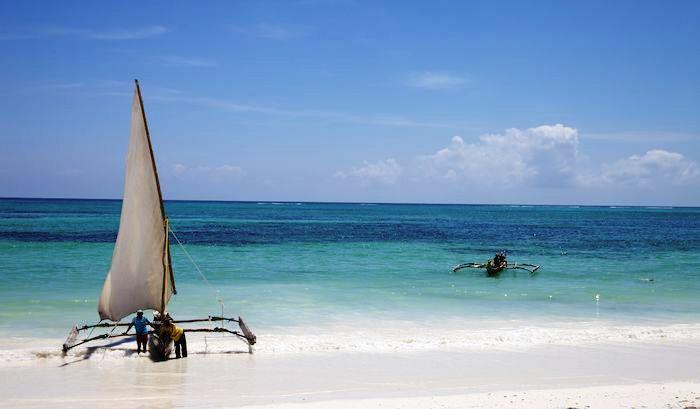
[2,335,699,408]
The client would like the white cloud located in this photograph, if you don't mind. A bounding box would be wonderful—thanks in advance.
[39,80,466,130]
[87,25,168,40]
[593,149,700,187]
[235,24,307,40]
[583,131,700,142]
[40,82,461,129]
[405,71,467,90]
[369,116,455,129]
[0,33,35,40]
[172,163,187,176]
[399,125,700,193]
[34,82,85,90]
[172,163,244,182]
[150,55,217,67]
[135,92,459,129]
[335,159,402,186]
[421,124,580,188]
[0,25,168,41]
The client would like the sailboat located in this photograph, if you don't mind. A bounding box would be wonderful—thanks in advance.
[62,80,256,359]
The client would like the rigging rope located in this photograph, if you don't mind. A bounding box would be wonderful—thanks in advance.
[85,320,100,340]
[168,226,227,327]
[168,226,218,295]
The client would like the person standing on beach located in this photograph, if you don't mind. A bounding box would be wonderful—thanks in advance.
[162,318,187,358]
[124,309,151,354]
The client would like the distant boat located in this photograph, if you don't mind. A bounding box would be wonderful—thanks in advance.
[452,251,540,276]
[63,80,256,359]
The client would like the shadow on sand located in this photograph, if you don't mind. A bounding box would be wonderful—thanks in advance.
[60,337,249,366]
[59,337,136,367]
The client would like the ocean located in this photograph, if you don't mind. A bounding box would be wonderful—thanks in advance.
[1,198,699,354]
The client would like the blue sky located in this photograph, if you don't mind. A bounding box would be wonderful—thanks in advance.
[1,1,698,205]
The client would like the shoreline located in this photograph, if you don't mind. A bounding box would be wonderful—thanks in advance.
[3,319,700,362]
[6,294,700,358]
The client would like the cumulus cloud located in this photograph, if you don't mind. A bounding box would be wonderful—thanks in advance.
[421,124,580,188]
[593,149,700,187]
[172,163,244,182]
[405,71,467,90]
[337,125,699,194]
[335,159,402,186]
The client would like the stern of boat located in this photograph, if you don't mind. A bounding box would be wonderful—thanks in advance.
[148,333,173,361]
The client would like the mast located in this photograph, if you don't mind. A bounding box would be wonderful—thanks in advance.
[134,79,177,314]
[134,79,166,221]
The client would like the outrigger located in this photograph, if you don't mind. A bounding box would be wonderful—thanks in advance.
[63,316,256,357]
[452,251,540,276]
[62,80,256,359]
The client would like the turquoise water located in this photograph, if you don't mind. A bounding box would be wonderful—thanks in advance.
[0,199,699,338]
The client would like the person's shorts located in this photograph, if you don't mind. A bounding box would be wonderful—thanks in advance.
[136,333,148,343]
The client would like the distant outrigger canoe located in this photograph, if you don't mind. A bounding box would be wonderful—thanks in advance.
[452,256,540,276]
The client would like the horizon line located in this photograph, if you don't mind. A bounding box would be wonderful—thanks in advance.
[0,196,695,209]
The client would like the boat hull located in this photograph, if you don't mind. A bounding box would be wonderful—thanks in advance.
[148,333,173,361]
[486,264,506,276]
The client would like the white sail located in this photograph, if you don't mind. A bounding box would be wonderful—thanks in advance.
[98,82,175,321]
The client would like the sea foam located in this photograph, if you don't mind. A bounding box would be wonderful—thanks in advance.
[3,321,700,365]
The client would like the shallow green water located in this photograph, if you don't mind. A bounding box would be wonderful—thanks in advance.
[0,199,699,338]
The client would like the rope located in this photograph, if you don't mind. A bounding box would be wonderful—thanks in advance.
[85,320,101,340]
[168,226,227,328]
[168,226,217,294]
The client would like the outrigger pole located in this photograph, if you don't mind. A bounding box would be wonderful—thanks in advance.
[452,263,540,274]
[63,316,256,353]
[62,332,131,352]
[69,316,245,332]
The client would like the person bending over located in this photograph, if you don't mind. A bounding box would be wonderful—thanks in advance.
[162,318,187,358]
